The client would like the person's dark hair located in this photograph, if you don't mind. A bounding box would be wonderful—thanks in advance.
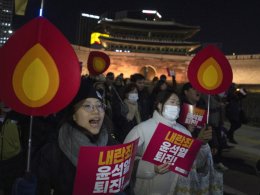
[154,90,179,113]
[181,82,193,92]
[152,80,167,94]
[114,76,123,85]
[152,76,159,82]
[123,83,138,99]
[160,74,167,81]
[122,78,129,84]
[180,82,193,100]
[130,73,145,83]
[106,72,114,80]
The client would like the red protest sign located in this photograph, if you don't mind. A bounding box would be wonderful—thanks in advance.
[166,68,175,77]
[142,123,202,177]
[178,103,207,128]
[73,139,139,195]
[188,45,233,95]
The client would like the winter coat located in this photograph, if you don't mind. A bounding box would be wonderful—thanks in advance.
[137,87,152,121]
[124,110,211,195]
[34,123,118,195]
[35,142,76,195]
[112,99,141,143]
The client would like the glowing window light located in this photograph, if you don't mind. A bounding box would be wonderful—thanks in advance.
[142,10,157,14]
[156,12,162,18]
[81,13,100,19]
[104,18,113,21]
[3,9,10,13]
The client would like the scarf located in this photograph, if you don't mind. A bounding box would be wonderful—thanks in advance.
[58,123,108,166]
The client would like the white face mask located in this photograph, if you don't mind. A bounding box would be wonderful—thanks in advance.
[162,105,180,121]
[128,93,139,102]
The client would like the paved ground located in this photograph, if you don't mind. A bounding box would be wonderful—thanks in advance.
[222,123,260,195]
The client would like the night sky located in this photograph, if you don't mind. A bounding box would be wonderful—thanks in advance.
[13,0,260,55]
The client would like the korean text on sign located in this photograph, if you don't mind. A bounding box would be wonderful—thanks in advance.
[153,131,193,165]
[142,123,202,177]
[73,139,139,195]
[93,144,133,193]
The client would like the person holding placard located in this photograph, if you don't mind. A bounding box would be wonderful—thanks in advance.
[33,77,118,195]
[113,83,141,143]
[180,82,216,148]
[181,82,228,171]
[124,90,219,195]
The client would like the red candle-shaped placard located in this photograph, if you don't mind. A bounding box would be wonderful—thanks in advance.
[87,51,110,76]
[0,17,81,116]
[188,45,233,94]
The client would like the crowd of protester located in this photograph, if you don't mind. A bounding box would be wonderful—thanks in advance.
[0,71,248,195]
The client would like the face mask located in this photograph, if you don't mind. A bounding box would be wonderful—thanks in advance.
[162,105,180,121]
[128,93,139,102]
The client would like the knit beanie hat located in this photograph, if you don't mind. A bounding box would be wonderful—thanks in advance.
[71,77,103,106]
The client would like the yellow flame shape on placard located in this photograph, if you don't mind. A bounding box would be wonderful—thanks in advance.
[13,43,60,107]
[93,57,106,72]
[197,57,223,90]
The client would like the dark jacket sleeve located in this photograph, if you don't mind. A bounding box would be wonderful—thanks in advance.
[33,143,55,195]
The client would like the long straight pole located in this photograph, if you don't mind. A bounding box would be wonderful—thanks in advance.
[26,115,33,173]
[39,0,45,16]
[207,94,211,124]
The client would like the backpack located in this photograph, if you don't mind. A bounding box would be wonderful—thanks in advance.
[0,118,21,160]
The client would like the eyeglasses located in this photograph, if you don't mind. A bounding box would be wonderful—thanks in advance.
[81,103,106,113]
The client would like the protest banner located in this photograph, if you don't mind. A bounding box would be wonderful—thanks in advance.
[166,67,175,77]
[178,103,207,128]
[73,139,139,195]
[142,123,202,177]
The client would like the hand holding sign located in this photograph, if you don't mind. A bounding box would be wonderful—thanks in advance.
[154,163,171,174]
[197,125,212,144]
[142,123,203,177]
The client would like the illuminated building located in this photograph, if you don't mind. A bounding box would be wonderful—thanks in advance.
[76,13,100,47]
[0,0,13,46]
[93,10,201,55]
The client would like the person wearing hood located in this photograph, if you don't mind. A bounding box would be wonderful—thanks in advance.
[34,77,118,195]
[124,90,216,195]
